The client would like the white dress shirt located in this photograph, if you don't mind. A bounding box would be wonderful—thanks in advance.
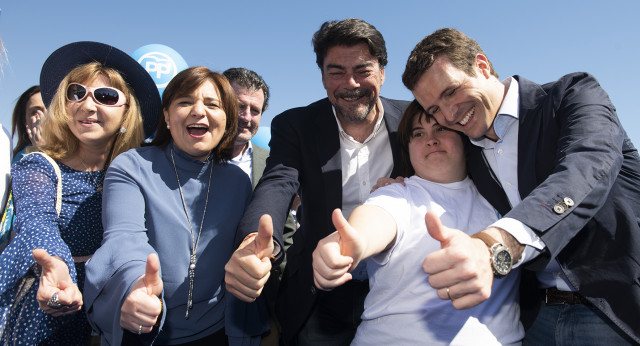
[230,141,254,184]
[332,103,393,219]
[332,103,394,280]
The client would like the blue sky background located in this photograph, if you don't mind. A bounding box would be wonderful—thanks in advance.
[1,1,638,148]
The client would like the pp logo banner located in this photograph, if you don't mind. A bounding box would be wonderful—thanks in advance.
[131,44,188,94]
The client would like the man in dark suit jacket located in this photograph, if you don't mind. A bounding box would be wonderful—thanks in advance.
[224,19,409,345]
[403,28,640,344]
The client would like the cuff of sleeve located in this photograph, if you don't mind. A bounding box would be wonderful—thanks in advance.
[491,217,546,267]
[272,240,281,259]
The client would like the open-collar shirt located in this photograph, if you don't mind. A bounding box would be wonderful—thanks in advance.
[332,102,393,280]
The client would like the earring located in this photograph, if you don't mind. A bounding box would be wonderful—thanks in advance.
[120,127,127,134]
[167,125,171,130]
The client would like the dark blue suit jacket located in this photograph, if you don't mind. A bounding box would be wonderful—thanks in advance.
[467,73,640,343]
[236,96,409,344]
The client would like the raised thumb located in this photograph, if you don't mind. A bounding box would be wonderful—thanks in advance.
[144,253,163,296]
[425,211,453,249]
[332,209,358,250]
[32,248,54,269]
[255,214,274,259]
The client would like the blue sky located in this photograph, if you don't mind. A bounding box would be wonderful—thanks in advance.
[1,1,639,148]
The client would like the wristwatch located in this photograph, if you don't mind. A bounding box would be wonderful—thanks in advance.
[471,232,512,278]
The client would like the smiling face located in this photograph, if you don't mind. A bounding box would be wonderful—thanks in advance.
[412,55,505,141]
[232,83,264,145]
[321,43,385,123]
[163,80,227,161]
[408,113,466,183]
[65,74,126,149]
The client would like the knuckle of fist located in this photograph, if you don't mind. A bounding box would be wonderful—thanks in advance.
[446,247,466,260]
[455,265,476,280]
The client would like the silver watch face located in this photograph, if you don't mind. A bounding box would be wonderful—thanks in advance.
[491,246,512,277]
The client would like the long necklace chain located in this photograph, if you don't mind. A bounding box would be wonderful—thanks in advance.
[80,159,103,193]
[170,148,214,319]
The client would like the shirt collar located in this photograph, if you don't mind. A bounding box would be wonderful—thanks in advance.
[232,141,253,161]
[331,101,385,144]
[471,77,519,146]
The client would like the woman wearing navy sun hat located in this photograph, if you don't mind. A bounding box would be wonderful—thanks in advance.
[0,41,159,345]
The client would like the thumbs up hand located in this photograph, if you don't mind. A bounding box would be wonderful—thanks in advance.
[33,248,83,316]
[422,211,494,309]
[312,209,365,291]
[120,253,163,334]
[253,214,275,261]
[225,214,274,302]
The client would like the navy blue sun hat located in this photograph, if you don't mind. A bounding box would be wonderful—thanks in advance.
[40,41,161,138]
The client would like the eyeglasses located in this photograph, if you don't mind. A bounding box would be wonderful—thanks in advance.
[66,83,128,107]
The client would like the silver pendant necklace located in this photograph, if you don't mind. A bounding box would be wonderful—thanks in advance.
[170,148,214,319]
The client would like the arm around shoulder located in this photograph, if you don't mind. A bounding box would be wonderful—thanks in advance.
[507,73,625,255]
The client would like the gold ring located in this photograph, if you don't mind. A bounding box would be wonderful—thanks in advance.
[446,287,453,300]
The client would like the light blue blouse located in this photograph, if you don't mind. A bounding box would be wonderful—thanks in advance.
[84,142,267,345]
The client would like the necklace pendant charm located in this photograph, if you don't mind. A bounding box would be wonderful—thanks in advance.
[186,261,195,319]
[189,259,196,279]
[172,147,214,321]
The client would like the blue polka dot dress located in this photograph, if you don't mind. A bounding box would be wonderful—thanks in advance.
[0,152,104,345]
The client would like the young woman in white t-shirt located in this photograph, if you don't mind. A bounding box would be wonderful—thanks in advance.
[312,100,524,346]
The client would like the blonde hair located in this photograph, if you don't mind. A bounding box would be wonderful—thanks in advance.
[40,62,144,164]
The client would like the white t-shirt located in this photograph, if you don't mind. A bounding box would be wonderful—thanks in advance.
[352,176,524,346]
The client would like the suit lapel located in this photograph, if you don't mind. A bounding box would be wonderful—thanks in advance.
[514,76,551,198]
[314,100,343,218]
[250,144,269,190]
[468,143,512,216]
[380,97,403,178]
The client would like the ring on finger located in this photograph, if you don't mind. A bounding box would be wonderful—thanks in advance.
[446,287,453,301]
[47,291,63,309]
[138,324,143,335]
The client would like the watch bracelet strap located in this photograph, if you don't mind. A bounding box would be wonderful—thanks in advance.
[470,232,501,250]
[471,232,511,278]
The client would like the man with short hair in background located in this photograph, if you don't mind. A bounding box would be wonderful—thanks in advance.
[223,67,271,187]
